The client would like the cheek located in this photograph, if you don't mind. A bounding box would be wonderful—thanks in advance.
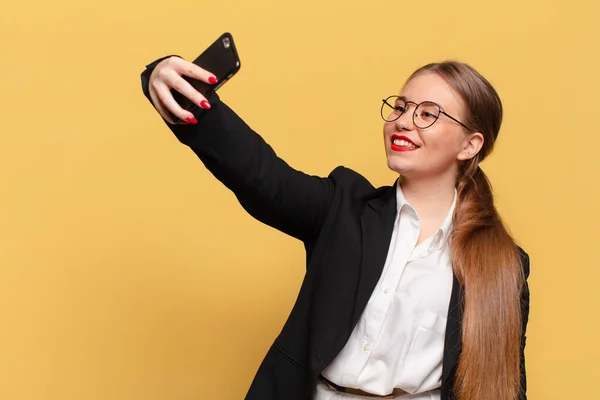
[383,122,393,134]
[422,129,464,158]
[382,123,394,140]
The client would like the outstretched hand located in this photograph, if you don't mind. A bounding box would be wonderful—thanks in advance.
[148,56,217,124]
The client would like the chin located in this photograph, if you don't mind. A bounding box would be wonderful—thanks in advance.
[386,156,409,176]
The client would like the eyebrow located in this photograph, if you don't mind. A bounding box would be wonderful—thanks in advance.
[397,95,449,112]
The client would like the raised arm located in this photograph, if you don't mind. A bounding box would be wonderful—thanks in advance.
[141,56,336,242]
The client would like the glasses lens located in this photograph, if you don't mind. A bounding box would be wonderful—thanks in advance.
[381,96,406,122]
[414,102,440,129]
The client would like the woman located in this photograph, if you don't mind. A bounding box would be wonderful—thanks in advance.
[140,54,530,400]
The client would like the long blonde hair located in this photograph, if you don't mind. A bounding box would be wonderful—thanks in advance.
[407,62,526,399]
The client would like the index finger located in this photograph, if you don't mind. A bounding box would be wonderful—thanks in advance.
[168,56,218,84]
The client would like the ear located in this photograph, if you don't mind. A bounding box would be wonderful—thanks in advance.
[457,132,484,161]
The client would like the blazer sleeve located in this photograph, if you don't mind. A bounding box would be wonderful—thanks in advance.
[519,250,531,400]
[141,56,336,242]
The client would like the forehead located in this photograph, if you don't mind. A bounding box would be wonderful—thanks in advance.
[400,72,464,113]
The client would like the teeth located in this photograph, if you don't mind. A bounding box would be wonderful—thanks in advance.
[393,138,417,149]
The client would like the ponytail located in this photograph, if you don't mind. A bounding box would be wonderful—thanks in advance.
[451,159,525,399]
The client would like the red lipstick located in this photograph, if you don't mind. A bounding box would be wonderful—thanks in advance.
[390,134,419,152]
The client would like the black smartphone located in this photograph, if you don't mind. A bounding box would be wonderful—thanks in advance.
[171,32,241,119]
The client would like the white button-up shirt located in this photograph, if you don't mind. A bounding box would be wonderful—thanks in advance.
[314,184,457,400]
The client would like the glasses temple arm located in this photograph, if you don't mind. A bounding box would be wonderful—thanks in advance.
[440,110,473,131]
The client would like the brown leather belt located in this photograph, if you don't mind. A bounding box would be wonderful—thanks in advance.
[318,375,412,399]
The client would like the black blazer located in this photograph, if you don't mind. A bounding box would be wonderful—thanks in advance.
[141,58,530,400]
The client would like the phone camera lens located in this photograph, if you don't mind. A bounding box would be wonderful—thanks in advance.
[222,37,231,49]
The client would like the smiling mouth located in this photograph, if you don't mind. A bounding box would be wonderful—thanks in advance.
[390,135,420,152]
[392,138,419,149]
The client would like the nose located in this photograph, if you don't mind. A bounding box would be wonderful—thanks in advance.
[394,109,414,131]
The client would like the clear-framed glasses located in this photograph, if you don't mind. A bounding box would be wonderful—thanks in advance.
[380,95,473,131]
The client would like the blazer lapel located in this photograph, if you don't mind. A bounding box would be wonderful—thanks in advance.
[442,273,463,384]
[352,183,398,324]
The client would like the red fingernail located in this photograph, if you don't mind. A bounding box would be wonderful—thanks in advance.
[200,100,211,110]
[185,116,198,124]
[208,76,218,84]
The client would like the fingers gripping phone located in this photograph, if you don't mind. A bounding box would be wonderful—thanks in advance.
[171,32,241,119]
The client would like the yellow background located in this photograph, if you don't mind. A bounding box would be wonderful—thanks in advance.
[1,0,598,398]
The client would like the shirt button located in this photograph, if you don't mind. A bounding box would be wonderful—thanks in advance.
[383,288,390,294]
[363,343,370,352]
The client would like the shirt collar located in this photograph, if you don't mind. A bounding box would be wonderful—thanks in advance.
[395,182,457,251]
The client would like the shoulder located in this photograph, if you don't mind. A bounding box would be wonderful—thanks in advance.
[327,166,394,200]
[327,166,372,188]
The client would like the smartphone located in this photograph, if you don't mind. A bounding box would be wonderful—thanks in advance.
[171,32,241,119]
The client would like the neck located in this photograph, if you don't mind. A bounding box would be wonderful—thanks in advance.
[399,173,456,218]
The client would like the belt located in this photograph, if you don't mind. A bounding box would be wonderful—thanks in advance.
[318,375,412,399]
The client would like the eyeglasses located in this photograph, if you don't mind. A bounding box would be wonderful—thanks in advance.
[381,95,473,131]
